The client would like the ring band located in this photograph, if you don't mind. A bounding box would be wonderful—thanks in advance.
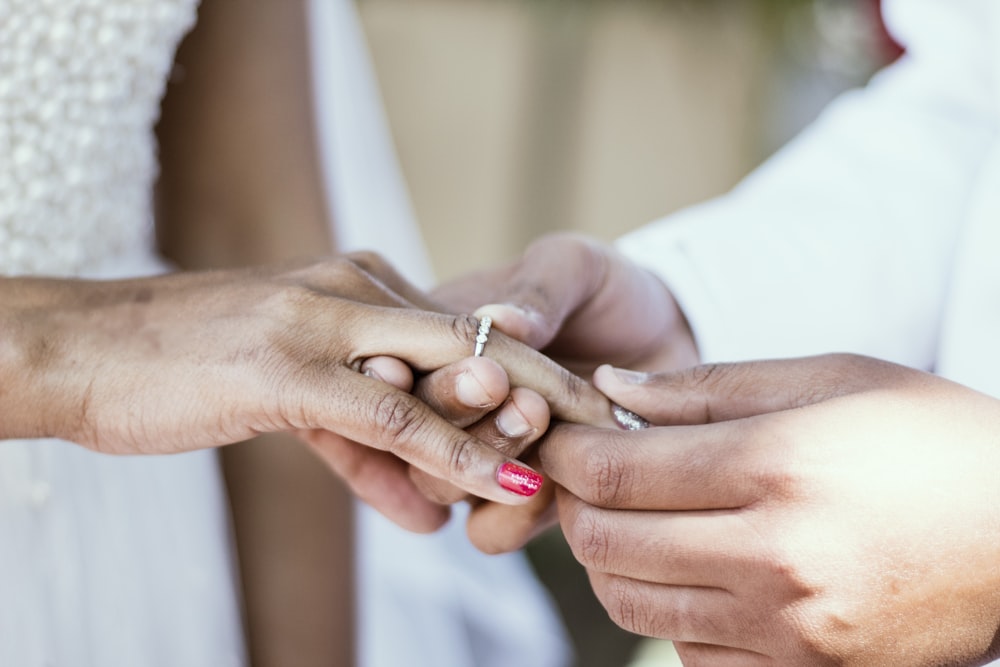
[474,316,492,357]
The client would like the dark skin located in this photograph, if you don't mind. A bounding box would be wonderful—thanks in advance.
[155,1,351,663]
[0,1,621,663]
[152,4,612,662]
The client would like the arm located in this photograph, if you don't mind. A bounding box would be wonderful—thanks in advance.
[154,1,346,663]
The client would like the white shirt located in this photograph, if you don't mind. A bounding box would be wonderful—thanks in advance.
[621,0,1000,394]
[619,1,1000,663]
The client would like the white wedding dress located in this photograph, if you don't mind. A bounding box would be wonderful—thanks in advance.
[0,0,570,665]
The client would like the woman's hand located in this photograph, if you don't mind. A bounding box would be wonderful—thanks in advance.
[424,233,699,550]
[540,354,1000,666]
[300,354,552,532]
[0,256,618,524]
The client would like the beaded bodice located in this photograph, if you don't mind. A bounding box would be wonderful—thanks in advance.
[0,0,198,276]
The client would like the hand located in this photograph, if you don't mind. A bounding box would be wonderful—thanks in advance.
[301,354,551,532]
[1,256,617,530]
[433,232,698,376]
[541,354,1000,666]
[425,233,698,550]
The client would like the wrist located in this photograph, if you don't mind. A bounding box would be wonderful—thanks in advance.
[0,277,86,441]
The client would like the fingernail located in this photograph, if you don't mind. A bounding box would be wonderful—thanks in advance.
[496,403,533,438]
[612,404,650,431]
[496,462,543,497]
[612,367,648,384]
[363,365,385,382]
[475,303,537,325]
[456,370,494,408]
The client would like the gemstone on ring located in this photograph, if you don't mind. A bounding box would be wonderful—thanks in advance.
[474,316,492,357]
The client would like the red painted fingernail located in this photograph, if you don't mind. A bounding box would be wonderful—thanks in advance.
[496,462,543,497]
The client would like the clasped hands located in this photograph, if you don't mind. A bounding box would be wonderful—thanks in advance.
[327,236,1000,667]
[12,234,1000,665]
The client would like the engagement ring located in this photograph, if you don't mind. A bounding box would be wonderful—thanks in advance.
[474,316,492,357]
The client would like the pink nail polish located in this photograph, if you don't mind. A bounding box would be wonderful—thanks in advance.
[496,462,543,497]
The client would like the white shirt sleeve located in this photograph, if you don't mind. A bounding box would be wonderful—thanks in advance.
[618,12,998,368]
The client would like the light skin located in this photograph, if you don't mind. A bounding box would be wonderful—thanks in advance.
[443,233,1000,666]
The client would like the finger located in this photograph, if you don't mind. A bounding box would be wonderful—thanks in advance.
[592,354,902,426]
[586,571,762,653]
[556,487,753,587]
[539,421,769,510]
[466,449,559,554]
[412,356,509,428]
[315,370,545,505]
[472,234,608,350]
[350,310,620,429]
[360,356,414,392]
[410,387,549,506]
[298,428,451,533]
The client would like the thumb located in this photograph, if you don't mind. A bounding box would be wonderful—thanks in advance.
[593,354,883,425]
[473,233,609,350]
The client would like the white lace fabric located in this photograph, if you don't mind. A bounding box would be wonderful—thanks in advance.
[0,3,246,666]
[0,0,197,277]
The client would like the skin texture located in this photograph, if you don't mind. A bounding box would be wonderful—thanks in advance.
[435,232,698,377]
[0,257,612,661]
[441,233,1000,663]
[432,232,698,552]
[153,2,352,660]
[0,260,613,507]
[540,355,1000,667]
[2,3,611,662]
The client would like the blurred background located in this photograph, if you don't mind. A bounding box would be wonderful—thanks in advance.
[356,0,897,664]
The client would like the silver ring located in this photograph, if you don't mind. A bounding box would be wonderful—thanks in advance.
[473,316,492,357]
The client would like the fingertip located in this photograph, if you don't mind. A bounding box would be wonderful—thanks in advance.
[362,356,414,392]
[498,387,549,438]
[474,303,548,349]
[456,356,509,409]
[496,461,544,498]
[593,363,648,390]
[593,364,652,413]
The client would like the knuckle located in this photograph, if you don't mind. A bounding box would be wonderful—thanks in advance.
[753,539,816,609]
[450,313,481,347]
[680,364,724,422]
[782,601,850,663]
[566,506,613,571]
[580,439,633,507]
[372,392,428,451]
[445,435,479,478]
[601,576,653,636]
[344,250,388,275]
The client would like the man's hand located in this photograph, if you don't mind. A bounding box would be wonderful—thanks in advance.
[419,233,698,549]
[541,354,1000,666]
[301,354,551,533]
[434,233,698,376]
